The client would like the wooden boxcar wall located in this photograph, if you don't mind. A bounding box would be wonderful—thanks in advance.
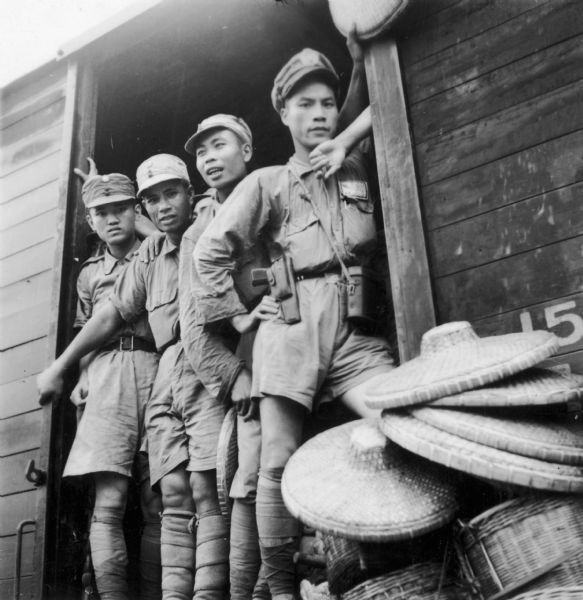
[399,0,583,370]
[0,63,70,598]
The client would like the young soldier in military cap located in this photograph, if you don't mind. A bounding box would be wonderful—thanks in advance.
[192,49,395,599]
[182,114,276,600]
[38,172,162,600]
[38,155,199,600]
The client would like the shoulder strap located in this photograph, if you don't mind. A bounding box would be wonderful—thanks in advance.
[288,165,355,284]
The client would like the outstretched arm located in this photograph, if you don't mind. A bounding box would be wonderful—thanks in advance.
[337,28,368,132]
[37,302,124,405]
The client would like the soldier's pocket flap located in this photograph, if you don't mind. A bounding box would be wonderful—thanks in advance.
[145,287,177,311]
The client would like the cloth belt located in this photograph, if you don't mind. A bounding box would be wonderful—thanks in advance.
[101,335,158,353]
[295,268,342,282]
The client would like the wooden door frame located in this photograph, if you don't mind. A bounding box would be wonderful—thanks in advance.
[365,37,436,361]
[34,58,97,599]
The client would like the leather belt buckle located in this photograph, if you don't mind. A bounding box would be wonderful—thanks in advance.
[119,336,134,351]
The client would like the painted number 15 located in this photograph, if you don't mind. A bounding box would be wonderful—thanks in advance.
[520,300,583,347]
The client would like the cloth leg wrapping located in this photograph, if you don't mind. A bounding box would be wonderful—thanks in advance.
[252,564,271,600]
[193,510,229,600]
[161,510,196,600]
[256,469,300,598]
[90,505,129,600]
[230,499,261,600]
[140,517,162,600]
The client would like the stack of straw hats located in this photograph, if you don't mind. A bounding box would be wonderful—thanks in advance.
[366,321,583,598]
[282,321,583,600]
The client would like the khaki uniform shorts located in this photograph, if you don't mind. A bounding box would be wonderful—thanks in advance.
[64,348,159,478]
[251,276,394,411]
[146,343,225,488]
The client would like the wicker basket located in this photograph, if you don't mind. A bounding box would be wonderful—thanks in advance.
[509,588,583,600]
[455,494,583,599]
[341,562,472,600]
[324,535,364,594]
[324,529,453,595]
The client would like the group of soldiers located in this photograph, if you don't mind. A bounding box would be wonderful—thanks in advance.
[37,41,395,600]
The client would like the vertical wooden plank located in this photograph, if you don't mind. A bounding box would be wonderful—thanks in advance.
[33,60,97,600]
[365,38,435,361]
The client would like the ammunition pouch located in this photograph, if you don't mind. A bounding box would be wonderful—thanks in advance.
[251,254,301,324]
[346,265,385,328]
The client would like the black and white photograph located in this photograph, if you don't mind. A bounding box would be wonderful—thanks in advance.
[1,1,583,598]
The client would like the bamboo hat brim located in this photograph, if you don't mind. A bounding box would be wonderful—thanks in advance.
[329,0,410,40]
[341,563,470,600]
[380,412,583,493]
[427,368,583,408]
[410,407,583,465]
[216,407,238,527]
[365,322,559,409]
[281,419,458,542]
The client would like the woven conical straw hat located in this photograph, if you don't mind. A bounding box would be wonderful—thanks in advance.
[365,322,559,409]
[329,0,410,40]
[428,368,583,408]
[380,412,583,493]
[216,407,237,527]
[410,407,583,465]
[281,419,458,542]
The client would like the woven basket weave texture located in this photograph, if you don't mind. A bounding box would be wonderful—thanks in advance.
[381,412,583,492]
[366,322,559,409]
[509,588,583,599]
[410,407,583,465]
[341,562,471,600]
[282,420,458,541]
[456,495,583,599]
[427,368,583,408]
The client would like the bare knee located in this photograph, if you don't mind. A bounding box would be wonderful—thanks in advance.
[340,374,386,419]
[94,472,128,510]
[190,470,219,514]
[261,433,299,470]
[160,466,195,512]
[259,396,305,470]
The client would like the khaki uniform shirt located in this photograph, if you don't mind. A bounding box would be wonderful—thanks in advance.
[179,190,242,403]
[111,236,180,352]
[180,189,267,404]
[74,240,153,344]
[194,152,376,324]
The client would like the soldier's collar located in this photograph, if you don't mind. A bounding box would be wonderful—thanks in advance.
[103,239,140,274]
[161,235,179,255]
[288,155,314,177]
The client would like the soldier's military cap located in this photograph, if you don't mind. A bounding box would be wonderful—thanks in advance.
[82,173,135,209]
[184,114,253,156]
[271,48,339,112]
[136,154,190,197]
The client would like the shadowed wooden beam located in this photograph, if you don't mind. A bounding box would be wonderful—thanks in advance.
[34,59,97,599]
[365,37,435,361]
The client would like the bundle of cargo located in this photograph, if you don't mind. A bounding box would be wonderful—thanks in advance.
[365,321,583,599]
